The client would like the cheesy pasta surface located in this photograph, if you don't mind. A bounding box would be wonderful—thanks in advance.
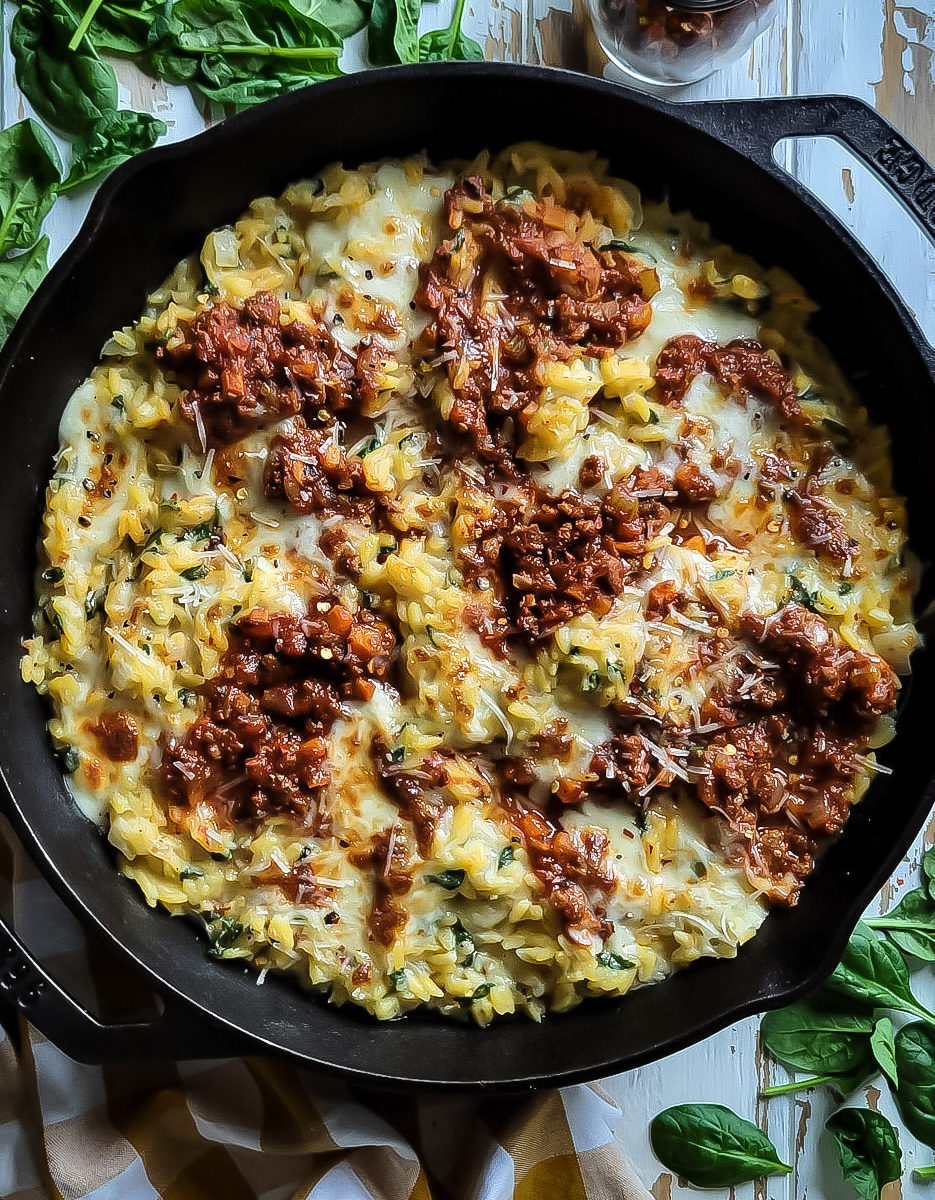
[23,146,917,1023]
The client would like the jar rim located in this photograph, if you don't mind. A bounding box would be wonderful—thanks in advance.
[665,0,756,11]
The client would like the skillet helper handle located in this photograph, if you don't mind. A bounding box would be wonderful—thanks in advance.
[679,94,935,244]
[0,908,250,1062]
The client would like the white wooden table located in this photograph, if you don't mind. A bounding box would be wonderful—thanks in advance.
[2,2,934,1195]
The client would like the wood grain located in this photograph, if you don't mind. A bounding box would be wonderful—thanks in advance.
[2,2,934,1195]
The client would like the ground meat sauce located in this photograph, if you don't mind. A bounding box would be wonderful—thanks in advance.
[87,711,139,763]
[578,454,607,488]
[263,418,380,524]
[459,470,672,643]
[350,825,413,948]
[788,443,860,566]
[673,461,718,503]
[742,604,895,721]
[159,601,396,827]
[371,739,450,856]
[507,806,616,946]
[503,490,628,641]
[654,335,808,429]
[528,600,898,907]
[689,603,897,902]
[159,291,361,448]
[591,732,656,796]
[416,177,655,458]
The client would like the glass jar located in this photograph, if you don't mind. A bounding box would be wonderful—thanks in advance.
[586,0,779,87]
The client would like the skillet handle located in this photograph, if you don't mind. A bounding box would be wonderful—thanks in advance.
[0,908,255,1062]
[678,94,935,244]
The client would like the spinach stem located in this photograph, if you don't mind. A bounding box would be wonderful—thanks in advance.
[200,43,339,59]
[761,1073,838,1097]
[866,916,931,931]
[448,0,468,37]
[0,183,26,252]
[916,1165,935,1179]
[68,0,106,51]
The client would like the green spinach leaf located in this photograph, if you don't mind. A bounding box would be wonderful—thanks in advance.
[368,0,420,64]
[760,1001,873,1075]
[170,0,342,105]
[366,0,396,63]
[60,109,166,193]
[825,1108,901,1200]
[69,0,170,57]
[895,1022,935,1149]
[11,0,119,136]
[866,888,935,961]
[827,922,935,1025]
[870,1016,899,1088]
[0,120,62,254]
[419,0,481,61]
[923,845,935,903]
[649,1104,791,1188]
[290,0,370,38]
[0,236,49,341]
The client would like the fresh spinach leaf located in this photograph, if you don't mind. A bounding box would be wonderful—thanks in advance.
[867,887,935,961]
[924,845,935,903]
[392,0,420,62]
[760,1001,873,1075]
[11,0,119,136]
[895,1022,935,1150]
[366,0,396,63]
[649,1104,791,1188]
[164,0,342,105]
[70,0,168,56]
[291,0,370,38]
[0,120,62,254]
[419,0,481,61]
[827,921,935,1025]
[0,236,49,341]
[825,1108,901,1200]
[60,109,166,193]
[173,0,341,62]
[368,0,420,64]
[871,1016,899,1087]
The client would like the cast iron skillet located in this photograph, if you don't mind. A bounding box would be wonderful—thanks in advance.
[1,65,934,1092]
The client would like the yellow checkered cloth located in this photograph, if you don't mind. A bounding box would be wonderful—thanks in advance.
[0,819,651,1200]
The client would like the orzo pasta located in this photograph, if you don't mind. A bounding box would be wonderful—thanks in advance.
[22,146,918,1023]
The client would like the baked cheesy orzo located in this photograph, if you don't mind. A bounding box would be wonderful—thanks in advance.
[23,146,918,1023]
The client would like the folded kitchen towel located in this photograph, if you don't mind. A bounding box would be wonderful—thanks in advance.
[0,820,652,1200]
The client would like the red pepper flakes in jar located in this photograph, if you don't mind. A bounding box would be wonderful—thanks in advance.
[586,0,779,87]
